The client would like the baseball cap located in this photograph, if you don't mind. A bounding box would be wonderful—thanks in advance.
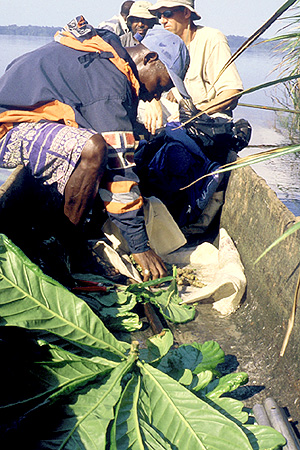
[127,1,158,20]
[149,0,201,21]
[142,26,190,98]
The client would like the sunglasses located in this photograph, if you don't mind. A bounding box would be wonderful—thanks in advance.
[156,8,182,19]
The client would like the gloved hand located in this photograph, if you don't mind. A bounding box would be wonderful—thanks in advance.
[231,118,252,152]
[179,98,214,147]
[178,98,199,123]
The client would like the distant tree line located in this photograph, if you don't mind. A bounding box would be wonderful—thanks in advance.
[0,25,275,52]
[0,25,60,37]
[227,35,277,53]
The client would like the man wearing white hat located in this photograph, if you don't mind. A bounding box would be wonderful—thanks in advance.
[121,1,158,47]
[145,0,243,131]
[137,0,247,236]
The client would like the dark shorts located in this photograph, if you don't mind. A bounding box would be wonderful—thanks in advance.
[0,122,97,194]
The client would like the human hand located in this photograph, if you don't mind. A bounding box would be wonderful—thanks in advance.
[132,249,167,282]
[144,99,163,135]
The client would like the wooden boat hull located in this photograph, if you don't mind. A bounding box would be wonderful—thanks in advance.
[168,164,300,427]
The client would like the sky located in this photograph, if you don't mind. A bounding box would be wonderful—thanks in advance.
[0,0,295,38]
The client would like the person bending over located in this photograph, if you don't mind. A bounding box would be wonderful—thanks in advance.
[0,16,190,282]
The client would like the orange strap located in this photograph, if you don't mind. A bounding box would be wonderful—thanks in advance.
[0,100,77,139]
[104,197,144,215]
[106,180,138,194]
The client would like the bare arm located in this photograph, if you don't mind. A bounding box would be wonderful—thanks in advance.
[201,89,242,115]
[145,89,242,132]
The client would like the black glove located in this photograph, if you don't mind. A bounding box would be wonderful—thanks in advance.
[231,119,252,152]
[178,98,199,122]
[179,99,215,147]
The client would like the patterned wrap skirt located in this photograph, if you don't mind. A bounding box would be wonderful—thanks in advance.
[0,122,97,195]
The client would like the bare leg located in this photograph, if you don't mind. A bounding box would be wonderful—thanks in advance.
[64,134,107,226]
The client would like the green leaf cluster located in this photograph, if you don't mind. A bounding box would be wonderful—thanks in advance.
[72,273,143,332]
[73,267,195,332]
[0,234,286,449]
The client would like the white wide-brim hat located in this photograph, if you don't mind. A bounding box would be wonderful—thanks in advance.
[149,0,201,21]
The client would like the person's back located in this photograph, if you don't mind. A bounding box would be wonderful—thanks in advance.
[0,31,137,134]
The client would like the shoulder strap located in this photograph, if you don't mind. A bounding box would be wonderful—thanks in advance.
[54,16,140,99]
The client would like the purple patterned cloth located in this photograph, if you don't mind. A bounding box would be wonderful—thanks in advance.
[0,122,97,194]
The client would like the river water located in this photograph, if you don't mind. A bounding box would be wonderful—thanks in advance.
[0,34,299,214]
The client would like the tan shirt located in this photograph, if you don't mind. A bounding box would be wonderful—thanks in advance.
[184,26,243,109]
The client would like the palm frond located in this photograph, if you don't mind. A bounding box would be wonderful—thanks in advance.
[254,221,300,264]
[179,73,300,128]
[238,102,300,114]
[180,144,300,190]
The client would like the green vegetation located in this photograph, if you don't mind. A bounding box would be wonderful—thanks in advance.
[266,3,300,140]
[0,24,60,36]
[0,234,286,449]
[0,24,273,51]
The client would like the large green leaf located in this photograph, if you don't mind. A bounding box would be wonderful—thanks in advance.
[205,372,249,400]
[77,286,141,332]
[149,277,195,323]
[156,341,224,380]
[0,234,129,358]
[0,340,117,412]
[38,350,138,450]
[138,419,174,450]
[138,361,254,450]
[244,424,286,450]
[126,273,195,324]
[111,373,173,450]
[174,341,225,374]
[110,373,144,450]
[208,397,249,425]
[101,311,142,332]
[190,371,214,392]
[139,329,174,365]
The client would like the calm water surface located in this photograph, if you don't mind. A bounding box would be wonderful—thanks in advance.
[1,35,300,214]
